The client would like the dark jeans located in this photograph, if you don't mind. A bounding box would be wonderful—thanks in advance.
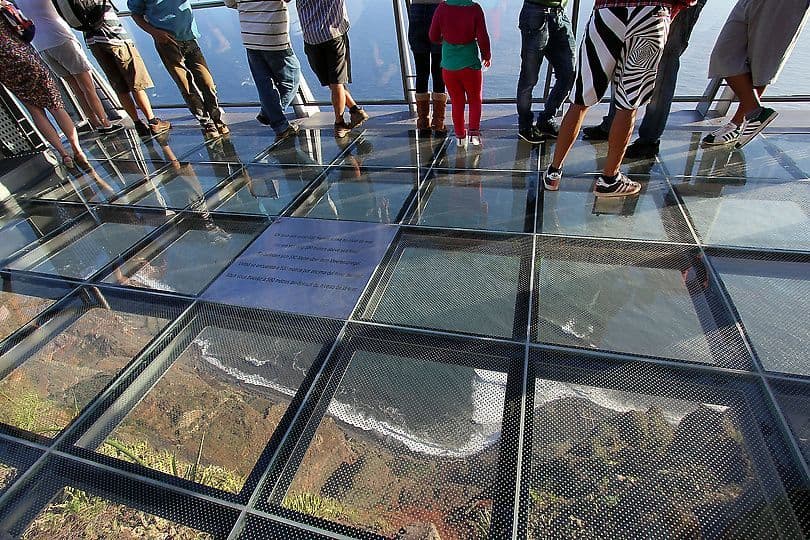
[155,38,222,126]
[246,48,301,134]
[413,52,444,93]
[598,0,706,143]
[516,4,575,130]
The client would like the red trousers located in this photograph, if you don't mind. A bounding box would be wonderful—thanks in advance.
[442,67,482,138]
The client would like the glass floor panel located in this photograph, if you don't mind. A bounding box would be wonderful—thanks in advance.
[542,138,666,178]
[277,348,506,538]
[22,486,215,539]
[80,309,337,494]
[0,295,171,439]
[711,255,809,376]
[0,204,85,264]
[0,276,73,342]
[657,131,803,180]
[0,461,16,493]
[675,179,810,251]
[258,129,355,167]
[206,164,323,216]
[363,236,527,338]
[539,176,693,242]
[334,130,443,168]
[113,162,240,210]
[438,130,537,171]
[527,357,806,539]
[535,240,743,365]
[413,169,536,233]
[8,211,164,280]
[292,167,416,223]
[102,216,264,295]
[769,379,810,466]
[16,163,150,205]
[762,133,810,177]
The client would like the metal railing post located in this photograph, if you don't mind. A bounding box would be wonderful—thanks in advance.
[394,0,417,113]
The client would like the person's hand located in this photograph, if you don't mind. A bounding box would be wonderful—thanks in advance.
[482,59,491,69]
[151,28,176,45]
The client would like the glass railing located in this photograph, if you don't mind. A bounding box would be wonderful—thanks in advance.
[84,0,809,109]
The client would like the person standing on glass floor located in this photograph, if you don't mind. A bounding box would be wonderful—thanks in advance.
[128,0,229,138]
[701,0,810,148]
[542,0,695,197]
[515,0,575,145]
[225,0,301,142]
[291,0,369,138]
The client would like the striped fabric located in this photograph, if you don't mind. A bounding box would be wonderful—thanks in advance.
[224,0,290,51]
[84,5,132,46]
[571,5,670,110]
[294,0,350,45]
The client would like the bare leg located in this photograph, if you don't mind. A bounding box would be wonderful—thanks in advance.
[132,89,156,120]
[729,81,766,124]
[64,76,100,127]
[51,107,85,160]
[343,85,357,109]
[117,92,140,124]
[69,72,112,128]
[551,103,589,169]
[25,104,69,158]
[330,83,346,122]
[603,108,636,176]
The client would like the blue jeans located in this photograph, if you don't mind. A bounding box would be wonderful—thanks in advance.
[246,48,301,134]
[516,4,575,130]
[598,0,706,143]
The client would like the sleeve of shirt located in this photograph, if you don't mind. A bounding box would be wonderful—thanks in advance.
[475,5,491,61]
[127,0,145,15]
[428,4,443,44]
[224,0,236,9]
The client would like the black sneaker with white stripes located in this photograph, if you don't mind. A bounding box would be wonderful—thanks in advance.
[593,173,641,198]
[736,107,778,148]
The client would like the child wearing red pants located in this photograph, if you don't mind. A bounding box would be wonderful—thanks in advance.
[429,0,491,148]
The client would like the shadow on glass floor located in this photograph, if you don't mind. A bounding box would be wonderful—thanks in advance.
[411,169,537,233]
[525,350,808,539]
[539,175,694,243]
[534,237,749,368]
[63,303,340,501]
[710,251,809,377]
[291,166,418,224]
[258,325,522,540]
[358,230,532,340]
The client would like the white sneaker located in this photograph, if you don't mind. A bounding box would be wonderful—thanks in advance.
[702,122,740,146]
[543,166,562,191]
[456,135,468,149]
[469,130,481,146]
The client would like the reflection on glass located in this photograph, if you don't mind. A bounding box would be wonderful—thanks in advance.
[99,327,323,493]
[294,168,415,224]
[536,257,717,363]
[114,162,236,210]
[541,179,687,241]
[0,206,81,264]
[370,245,520,337]
[336,131,442,169]
[283,351,505,539]
[528,378,773,538]
[184,130,277,164]
[0,291,55,342]
[13,220,156,280]
[676,181,809,251]
[0,462,16,492]
[416,170,533,232]
[23,487,213,539]
[259,129,348,168]
[209,164,322,216]
[712,258,809,376]
[0,308,168,437]
[105,221,261,295]
[439,131,536,171]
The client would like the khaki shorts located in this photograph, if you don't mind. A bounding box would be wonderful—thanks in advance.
[40,39,93,77]
[709,0,810,86]
[89,41,154,93]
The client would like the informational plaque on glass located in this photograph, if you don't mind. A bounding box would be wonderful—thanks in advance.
[203,217,398,318]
